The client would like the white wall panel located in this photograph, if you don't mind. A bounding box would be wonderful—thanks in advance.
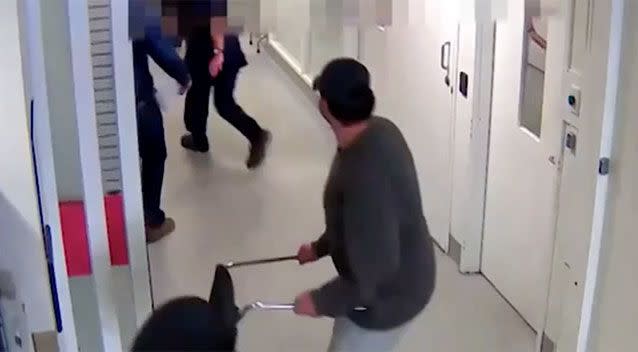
[89,0,122,194]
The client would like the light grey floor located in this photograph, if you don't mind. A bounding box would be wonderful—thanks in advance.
[148,40,536,352]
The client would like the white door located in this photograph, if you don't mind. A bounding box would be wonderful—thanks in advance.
[449,19,485,272]
[1,0,77,350]
[388,1,459,250]
[482,0,568,330]
[357,0,461,251]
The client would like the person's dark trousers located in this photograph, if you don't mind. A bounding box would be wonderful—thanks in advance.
[136,97,167,227]
[183,29,261,149]
[184,69,262,148]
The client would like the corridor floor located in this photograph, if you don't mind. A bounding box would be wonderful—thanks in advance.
[147,40,536,352]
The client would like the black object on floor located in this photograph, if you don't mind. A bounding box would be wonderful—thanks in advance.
[130,265,238,351]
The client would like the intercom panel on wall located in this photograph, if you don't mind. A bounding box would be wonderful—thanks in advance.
[0,298,30,352]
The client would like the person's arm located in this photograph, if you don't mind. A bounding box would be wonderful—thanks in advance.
[144,27,190,87]
[310,166,400,317]
[210,0,227,51]
[312,232,331,259]
[527,23,547,50]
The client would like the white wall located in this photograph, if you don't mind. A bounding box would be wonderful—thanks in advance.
[266,0,399,81]
[308,0,345,77]
[90,0,124,194]
[273,0,310,70]
[40,0,124,200]
[542,0,616,349]
[0,0,55,342]
[588,1,638,349]
[269,0,362,78]
[362,0,462,252]
[40,0,83,201]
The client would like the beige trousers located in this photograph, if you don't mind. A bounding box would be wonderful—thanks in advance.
[327,318,408,352]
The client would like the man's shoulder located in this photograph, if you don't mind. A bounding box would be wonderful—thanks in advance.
[371,116,403,137]
[353,117,413,175]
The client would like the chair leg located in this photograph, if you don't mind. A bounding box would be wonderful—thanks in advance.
[256,34,268,54]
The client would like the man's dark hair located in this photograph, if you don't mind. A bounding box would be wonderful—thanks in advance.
[313,58,375,125]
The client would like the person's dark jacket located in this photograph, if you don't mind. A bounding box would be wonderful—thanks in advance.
[184,29,248,80]
[133,25,190,104]
[170,0,247,75]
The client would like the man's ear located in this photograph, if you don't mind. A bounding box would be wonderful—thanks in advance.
[319,99,335,124]
[209,265,240,327]
[312,75,320,91]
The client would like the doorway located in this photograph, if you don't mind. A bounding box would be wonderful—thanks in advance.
[372,0,460,251]
[481,0,569,331]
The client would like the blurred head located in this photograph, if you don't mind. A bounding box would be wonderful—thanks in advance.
[130,297,237,351]
[131,266,239,351]
[313,58,375,130]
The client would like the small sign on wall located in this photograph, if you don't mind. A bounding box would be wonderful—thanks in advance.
[459,72,469,98]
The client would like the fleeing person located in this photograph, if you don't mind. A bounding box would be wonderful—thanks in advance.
[293,58,437,352]
[133,24,191,243]
[178,0,271,168]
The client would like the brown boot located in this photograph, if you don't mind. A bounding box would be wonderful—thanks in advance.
[146,218,176,244]
[246,130,272,169]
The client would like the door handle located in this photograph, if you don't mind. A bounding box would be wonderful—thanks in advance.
[440,41,451,87]
[440,41,451,70]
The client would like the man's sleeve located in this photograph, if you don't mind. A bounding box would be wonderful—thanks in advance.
[312,232,331,259]
[311,167,400,317]
[144,27,190,87]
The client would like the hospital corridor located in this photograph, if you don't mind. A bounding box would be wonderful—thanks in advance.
[1,0,637,352]
[148,44,535,351]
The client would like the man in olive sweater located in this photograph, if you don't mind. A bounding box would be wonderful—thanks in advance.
[293,58,437,351]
